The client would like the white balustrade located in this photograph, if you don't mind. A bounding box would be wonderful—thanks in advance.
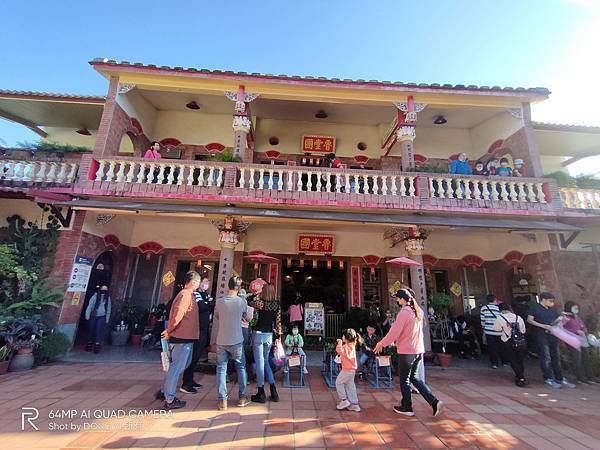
[561,187,600,210]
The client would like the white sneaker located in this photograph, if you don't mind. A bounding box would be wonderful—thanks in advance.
[336,399,351,410]
[303,367,308,374]
[348,404,361,412]
[561,379,576,388]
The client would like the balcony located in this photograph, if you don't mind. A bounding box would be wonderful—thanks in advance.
[70,154,562,216]
[1,158,79,187]
[560,188,600,211]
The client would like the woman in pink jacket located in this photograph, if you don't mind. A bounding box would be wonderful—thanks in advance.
[375,288,443,417]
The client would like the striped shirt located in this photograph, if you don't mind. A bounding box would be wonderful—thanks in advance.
[480,304,501,336]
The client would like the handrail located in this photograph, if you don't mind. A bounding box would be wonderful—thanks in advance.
[1,159,78,184]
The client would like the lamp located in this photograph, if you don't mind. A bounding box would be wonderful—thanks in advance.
[186,101,201,110]
[76,128,92,136]
[315,110,328,119]
[433,115,447,125]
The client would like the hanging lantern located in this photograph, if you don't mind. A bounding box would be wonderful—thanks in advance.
[338,260,344,269]
[313,258,318,268]
[300,259,304,268]
[196,259,202,268]
[287,258,292,267]
[327,259,332,269]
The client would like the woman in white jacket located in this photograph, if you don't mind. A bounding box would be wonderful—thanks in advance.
[493,302,527,387]
[85,285,111,353]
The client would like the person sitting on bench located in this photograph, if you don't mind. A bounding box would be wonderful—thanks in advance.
[284,324,308,374]
[358,324,379,378]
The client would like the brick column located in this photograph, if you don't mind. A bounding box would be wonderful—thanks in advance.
[52,211,88,344]
[232,116,252,162]
[213,217,251,301]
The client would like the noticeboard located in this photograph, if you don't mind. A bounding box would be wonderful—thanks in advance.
[304,302,325,337]
[67,256,94,292]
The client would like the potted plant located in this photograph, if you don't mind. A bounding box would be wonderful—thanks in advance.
[429,292,454,367]
[1,316,45,371]
[120,300,147,346]
[0,345,13,374]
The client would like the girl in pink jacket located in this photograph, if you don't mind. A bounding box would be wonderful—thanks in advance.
[375,289,443,417]
[335,328,362,412]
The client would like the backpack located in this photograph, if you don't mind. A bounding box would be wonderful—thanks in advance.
[502,315,527,352]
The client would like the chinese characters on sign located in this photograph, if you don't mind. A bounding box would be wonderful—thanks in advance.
[351,266,361,307]
[302,135,336,154]
[297,234,335,255]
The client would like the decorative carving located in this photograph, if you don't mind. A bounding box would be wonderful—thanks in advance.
[508,108,523,119]
[96,214,115,225]
[232,115,252,132]
[393,102,427,113]
[211,217,251,249]
[384,227,429,256]
[396,125,416,142]
[225,90,260,114]
[117,83,136,94]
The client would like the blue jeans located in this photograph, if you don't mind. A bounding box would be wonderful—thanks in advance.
[397,354,437,409]
[253,331,275,387]
[216,343,248,401]
[162,342,193,402]
[88,315,106,344]
[537,332,564,381]
[358,352,372,372]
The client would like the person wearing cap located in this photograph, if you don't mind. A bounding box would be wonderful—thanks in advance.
[374,289,443,417]
[513,159,525,177]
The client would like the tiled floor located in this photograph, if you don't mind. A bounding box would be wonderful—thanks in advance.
[1,361,599,449]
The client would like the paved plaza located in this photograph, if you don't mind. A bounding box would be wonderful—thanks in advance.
[0,361,599,449]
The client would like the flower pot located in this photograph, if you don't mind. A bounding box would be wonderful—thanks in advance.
[111,330,130,346]
[130,334,142,346]
[0,360,9,375]
[9,352,34,371]
[437,353,453,368]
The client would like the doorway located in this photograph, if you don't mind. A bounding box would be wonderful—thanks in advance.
[173,260,217,300]
[281,261,347,314]
[74,251,114,346]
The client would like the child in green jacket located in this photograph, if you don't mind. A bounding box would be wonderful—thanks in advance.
[284,324,308,374]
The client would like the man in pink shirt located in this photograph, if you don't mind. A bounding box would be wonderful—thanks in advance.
[375,289,443,417]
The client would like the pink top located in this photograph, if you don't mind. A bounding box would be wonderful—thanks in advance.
[563,314,586,335]
[380,305,425,355]
[336,342,358,372]
[289,304,303,322]
[144,149,162,159]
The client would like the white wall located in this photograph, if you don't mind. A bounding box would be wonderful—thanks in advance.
[152,111,233,146]
[469,111,523,157]
[42,127,97,149]
[413,127,473,159]
[117,90,158,138]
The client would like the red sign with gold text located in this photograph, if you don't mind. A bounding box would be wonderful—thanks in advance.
[297,234,335,255]
[302,135,336,154]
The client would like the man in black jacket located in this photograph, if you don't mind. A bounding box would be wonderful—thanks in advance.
[180,278,214,393]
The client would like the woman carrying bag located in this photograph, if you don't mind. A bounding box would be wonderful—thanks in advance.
[85,285,111,354]
[247,283,282,403]
[493,302,528,387]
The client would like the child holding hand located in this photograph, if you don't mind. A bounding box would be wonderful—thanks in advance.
[335,328,362,412]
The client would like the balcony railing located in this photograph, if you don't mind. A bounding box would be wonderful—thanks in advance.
[560,187,600,210]
[1,159,78,185]
[79,155,562,214]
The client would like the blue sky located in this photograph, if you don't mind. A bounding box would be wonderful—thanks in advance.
[1,0,599,172]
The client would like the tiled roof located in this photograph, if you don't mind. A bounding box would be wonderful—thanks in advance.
[533,121,600,133]
[90,58,550,96]
[0,89,105,102]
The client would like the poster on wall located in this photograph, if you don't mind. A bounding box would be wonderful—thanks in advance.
[67,256,94,292]
[304,302,325,336]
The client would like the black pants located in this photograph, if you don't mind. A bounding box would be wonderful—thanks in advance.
[568,346,595,381]
[501,341,525,380]
[457,331,477,357]
[397,354,437,410]
[486,334,505,366]
[182,339,201,387]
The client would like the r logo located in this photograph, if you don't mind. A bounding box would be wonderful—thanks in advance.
[21,407,39,430]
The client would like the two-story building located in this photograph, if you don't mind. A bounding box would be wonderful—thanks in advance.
[1,58,599,347]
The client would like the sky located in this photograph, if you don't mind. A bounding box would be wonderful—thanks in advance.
[1,0,599,173]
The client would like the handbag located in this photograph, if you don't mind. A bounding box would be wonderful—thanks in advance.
[274,338,286,360]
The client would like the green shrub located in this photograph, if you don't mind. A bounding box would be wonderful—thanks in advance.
[17,141,91,153]
[34,331,70,365]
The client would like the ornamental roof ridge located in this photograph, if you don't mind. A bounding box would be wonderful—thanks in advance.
[89,58,550,96]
